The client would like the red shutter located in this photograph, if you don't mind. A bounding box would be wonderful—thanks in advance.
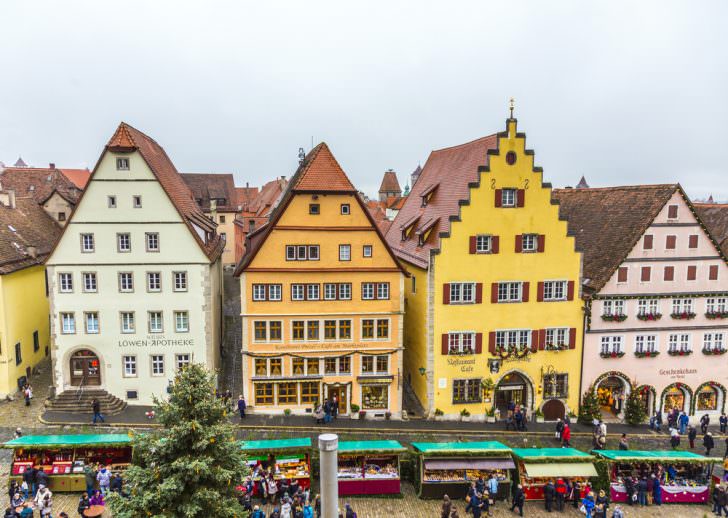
[515,234,523,253]
[491,283,499,303]
[491,236,500,254]
[443,283,450,304]
[539,329,547,350]
[688,235,698,249]
[569,328,577,349]
[643,235,653,250]
[617,267,628,283]
[664,266,674,281]
[441,334,449,355]
[488,332,496,354]
[709,265,719,281]
[475,333,483,354]
[522,282,529,302]
[516,189,525,207]
[469,236,477,254]
[567,281,575,301]
[495,189,503,207]
[531,330,539,352]
[640,267,651,282]
[666,235,676,250]
[537,234,545,253]
[537,282,544,302]
[475,283,483,303]
[687,265,696,281]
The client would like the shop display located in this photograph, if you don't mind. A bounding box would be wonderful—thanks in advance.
[696,387,718,411]
[239,438,312,492]
[512,448,598,500]
[337,441,405,495]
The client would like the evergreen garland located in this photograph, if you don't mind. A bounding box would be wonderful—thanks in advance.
[578,386,602,425]
[108,364,249,518]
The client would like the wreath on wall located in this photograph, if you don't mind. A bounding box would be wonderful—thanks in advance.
[496,345,530,360]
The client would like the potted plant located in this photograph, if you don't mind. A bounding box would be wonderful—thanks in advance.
[350,404,360,419]
[284,408,292,416]
[534,408,545,423]
[670,312,696,320]
[601,313,627,322]
[485,406,497,423]
[460,408,471,421]
[385,411,392,420]
[358,410,366,420]
[634,350,660,358]
[706,310,728,319]
[636,313,662,321]
[702,348,727,356]
[434,408,444,421]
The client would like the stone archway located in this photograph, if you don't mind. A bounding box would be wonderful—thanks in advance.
[594,371,631,419]
[660,382,693,414]
[542,399,566,421]
[494,370,534,416]
[69,349,102,386]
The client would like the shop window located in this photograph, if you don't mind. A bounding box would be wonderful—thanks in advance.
[664,387,685,412]
[543,374,568,399]
[255,383,274,405]
[301,382,319,404]
[278,383,298,404]
[453,379,481,404]
[696,386,718,411]
[362,385,388,409]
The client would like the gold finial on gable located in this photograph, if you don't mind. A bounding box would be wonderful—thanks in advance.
[509,97,515,119]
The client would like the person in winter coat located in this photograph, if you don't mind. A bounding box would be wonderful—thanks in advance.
[704,432,715,456]
[267,476,279,505]
[469,492,483,518]
[280,497,292,518]
[96,466,111,495]
[555,478,566,511]
[555,418,564,441]
[720,413,727,434]
[678,412,689,435]
[34,486,52,518]
[89,490,104,507]
[21,467,35,498]
[571,481,582,508]
[581,491,596,518]
[618,434,629,450]
[343,503,355,518]
[700,414,710,434]
[83,465,97,498]
[510,485,525,517]
[595,489,610,517]
[440,495,452,518]
[35,468,49,491]
[488,474,499,502]
[652,474,662,505]
[561,424,572,447]
[10,493,24,509]
[302,502,313,518]
[251,505,266,518]
[77,494,91,516]
[637,478,648,506]
[612,504,625,518]
[624,477,635,505]
[669,427,680,449]
[237,395,246,419]
[543,480,555,512]
[688,426,697,449]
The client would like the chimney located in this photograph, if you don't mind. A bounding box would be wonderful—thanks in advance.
[210,199,218,221]
[26,246,37,258]
[7,189,16,209]
[49,163,56,169]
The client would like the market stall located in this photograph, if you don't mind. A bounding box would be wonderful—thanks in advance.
[412,441,514,500]
[336,440,406,495]
[593,450,720,504]
[239,438,312,494]
[3,434,132,492]
[511,448,597,500]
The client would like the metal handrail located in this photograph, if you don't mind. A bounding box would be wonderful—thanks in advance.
[76,375,87,402]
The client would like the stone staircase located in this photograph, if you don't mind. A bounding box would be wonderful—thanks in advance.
[45,389,127,416]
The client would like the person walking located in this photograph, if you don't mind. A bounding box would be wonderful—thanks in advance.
[96,466,111,496]
[543,479,555,512]
[440,494,452,518]
[251,505,266,518]
[23,384,32,407]
[34,486,52,518]
[571,481,582,509]
[464,482,476,514]
[561,423,571,448]
[637,477,648,506]
[688,425,697,449]
[555,418,564,442]
[651,474,662,505]
[555,478,566,511]
[720,413,727,434]
[618,433,629,450]
[237,395,246,419]
[704,432,715,456]
[331,396,338,419]
[91,399,104,424]
[267,475,279,505]
[83,464,96,498]
[669,427,680,449]
[700,413,710,434]
[487,473,499,503]
[510,485,525,517]
[678,412,689,435]
[612,504,625,518]
[581,491,595,518]
[21,465,35,498]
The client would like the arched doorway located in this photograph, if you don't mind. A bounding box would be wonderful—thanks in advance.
[542,399,566,421]
[495,372,530,416]
[596,376,629,418]
[635,385,656,416]
[70,350,101,386]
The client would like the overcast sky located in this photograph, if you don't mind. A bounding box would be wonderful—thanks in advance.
[1,1,726,200]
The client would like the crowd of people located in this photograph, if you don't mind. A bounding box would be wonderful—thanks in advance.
[652,410,728,456]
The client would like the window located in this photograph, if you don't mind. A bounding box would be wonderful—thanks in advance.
[119,272,134,292]
[145,232,159,252]
[497,282,522,303]
[133,195,142,208]
[545,328,569,349]
[703,332,725,352]
[363,245,373,257]
[448,332,475,354]
[688,234,699,248]
[33,331,39,352]
[377,282,390,300]
[123,355,137,376]
[450,282,476,304]
[252,284,266,301]
[324,320,337,340]
[324,284,337,300]
[495,329,530,351]
[147,355,165,376]
[117,233,131,252]
[643,234,653,250]
[57,212,66,222]
[80,233,95,253]
[339,320,351,339]
[640,266,651,282]
[617,267,628,283]
[377,319,389,339]
[308,245,319,261]
[59,273,73,293]
[600,336,623,355]
[309,204,320,215]
[307,320,319,340]
[285,245,319,261]
[361,355,389,375]
[291,284,305,301]
[602,300,625,317]
[255,383,274,405]
[108,196,117,208]
[270,358,282,376]
[292,358,305,375]
[543,373,569,399]
[306,284,320,301]
[635,335,657,353]
[147,272,161,292]
[522,234,538,252]
[269,321,282,341]
[664,266,675,281]
[501,188,516,207]
[82,272,97,293]
[475,235,492,253]
[543,281,567,301]
[148,311,163,333]
[292,321,305,341]
[14,343,22,366]
[453,379,481,404]
[301,382,319,404]
[341,204,350,215]
[362,319,375,339]
[411,276,416,293]
[339,355,351,374]
[709,265,719,281]
[61,313,75,334]
[278,383,298,404]
[116,157,130,170]
[324,357,337,374]
[339,244,351,261]
[173,272,187,291]
[637,299,660,316]
[668,333,691,353]
[667,204,678,219]
[255,359,268,376]
[176,353,191,371]
[85,312,99,334]
[687,265,697,281]
[362,283,375,300]
[269,284,282,301]
[665,235,676,249]
[706,297,727,314]
[672,298,693,315]
[120,312,135,333]
[174,311,189,332]
[697,386,718,411]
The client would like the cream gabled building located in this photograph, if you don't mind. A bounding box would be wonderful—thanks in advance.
[46,123,224,406]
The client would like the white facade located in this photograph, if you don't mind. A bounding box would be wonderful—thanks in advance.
[46,133,222,405]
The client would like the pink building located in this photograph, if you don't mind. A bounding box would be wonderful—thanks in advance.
[554,185,728,423]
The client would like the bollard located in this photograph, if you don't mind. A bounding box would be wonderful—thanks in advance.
[318,433,339,518]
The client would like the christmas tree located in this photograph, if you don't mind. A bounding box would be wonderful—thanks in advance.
[109,364,249,518]
[578,385,602,425]
[624,384,648,426]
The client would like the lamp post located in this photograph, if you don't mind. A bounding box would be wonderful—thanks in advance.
[318,433,339,518]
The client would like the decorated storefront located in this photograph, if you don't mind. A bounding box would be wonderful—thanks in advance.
[412,441,514,499]
[593,450,720,504]
[511,448,597,500]
[4,434,131,492]
[336,440,405,495]
[239,438,312,493]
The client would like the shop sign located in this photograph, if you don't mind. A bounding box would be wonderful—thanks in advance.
[118,336,194,347]
[503,355,532,364]
[659,368,697,379]
[447,357,476,373]
[273,343,355,351]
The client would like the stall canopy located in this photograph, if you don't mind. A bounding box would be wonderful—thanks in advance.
[3,434,131,449]
[592,450,721,463]
[425,459,515,470]
[412,441,512,455]
[239,438,312,452]
[338,441,406,454]
[513,448,597,478]
[522,463,597,478]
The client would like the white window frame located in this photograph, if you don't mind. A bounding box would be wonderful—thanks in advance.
[252,284,267,301]
[175,354,191,371]
[495,329,531,350]
[543,280,567,301]
[307,245,320,261]
[377,282,390,300]
[120,312,135,334]
[151,355,165,376]
[291,284,305,301]
[307,284,320,301]
[148,311,163,333]
[361,354,389,375]
[475,235,491,253]
[497,281,522,303]
[600,335,623,354]
[119,272,134,293]
[123,355,137,377]
[147,272,161,292]
[173,271,188,292]
[84,312,99,334]
[363,245,373,257]
[339,244,351,261]
[602,299,626,317]
[703,332,725,352]
[637,299,660,316]
[61,312,76,334]
[82,272,97,293]
[671,298,693,315]
[448,331,476,354]
[117,233,131,253]
[545,328,569,349]
[339,283,352,300]
[362,283,375,300]
[324,283,337,301]
[145,232,159,252]
[116,157,130,171]
[706,297,727,314]
[174,311,190,333]
[268,284,282,301]
[668,333,691,353]
[522,234,538,252]
[58,273,73,293]
[341,203,351,215]
[634,335,657,353]
[501,188,516,207]
[450,282,476,304]
[81,233,95,253]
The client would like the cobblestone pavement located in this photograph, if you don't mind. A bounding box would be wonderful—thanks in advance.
[0,358,52,430]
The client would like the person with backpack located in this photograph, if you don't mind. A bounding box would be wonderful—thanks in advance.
[251,506,266,518]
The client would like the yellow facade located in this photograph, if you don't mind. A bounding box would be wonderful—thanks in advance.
[0,266,50,397]
[402,119,584,420]
[240,149,405,417]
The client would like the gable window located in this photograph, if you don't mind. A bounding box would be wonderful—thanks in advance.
[148,311,163,333]
[309,203,320,215]
[617,267,628,283]
[703,332,725,353]
[173,271,188,292]
[81,233,95,253]
[117,233,131,252]
[267,284,281,301]
[687,265,697,281]
[668,333,691,353]
[522,234,538,252]
[286,245,318,261]
[120,312,135,333]
[665,235,676,249]
[59,273,73,293]
[108,196,117,208]
[453,379,482,404]
[643,234,653,250]
[600,336,623,355]
[119,272,134,292]
[497,282,522,303]
[145,232,159,252]
[363,245,373,257]
[291,284,305,301]
[688,234,699,249]
[57,212,66,222]
[709,265,719,281]
[543,281,567,301]
[339,244,351,261]
[602,299,625,317]
[174,311,189,332]
[133,195,142,208]
[501,188,516,207]
[341,204,350,215]
[448,332,475,355]
[450,282,476,304]
[61,313,76,334]
[147,272,161,292]
[116,157,130,170]
[667,204,678,219]
[82,272,97,293]
[637,299,660,317]
[475,235,492,253]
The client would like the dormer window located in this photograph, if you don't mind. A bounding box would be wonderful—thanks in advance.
[420,183,439,207]
[116,157,130,170]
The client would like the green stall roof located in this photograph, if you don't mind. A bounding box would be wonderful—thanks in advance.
[338,440,406,454]
[239,438,312,452]
[3,434,131,449]
[412,441,511,455]
[593,450,721,463]
[512,448,592,460]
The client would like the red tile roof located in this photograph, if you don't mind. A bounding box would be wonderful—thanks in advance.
[181,173,241,212]
[385,134,499,268]
[695,203,728,256]
[292,143,356,192]
[59,168,91,188]
[379,170,401,194]
[0,196,61,274]
[0,167,82,205]
[236,186,259,211]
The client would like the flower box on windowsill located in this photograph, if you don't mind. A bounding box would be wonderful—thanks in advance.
[636,313,662,321]
[544,344,568,352]
[601,314,627,322]
[702,348,727,356]
[634,350,660,358]
[670,312,696,320]
[448,348,475,356]
[705,311,728,319]
[600,351,625,359]
[667,349,692,356]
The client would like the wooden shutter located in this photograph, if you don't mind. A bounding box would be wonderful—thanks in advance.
[491,236,500,254]
[567,281,575,301]
[475,283,483,303]
[537,234,546,253]
[664,266,674,281]
[515,234,523,253]
[537,282,545,302]
[516,189,525,207]
[666,235,676,249]
[688,235,698,249]
[522,282,530,302]
[568,328,577,349]
[643,234,653,250]
[488,332,496,354]
[709,265,719,281]
[491,283,499,303]
[531,330,539,352]
[668,204,678,218]
[495,189,503,207]
[617,267,628,283]
[443,283,450,304]
[640,266,651,282]
[441,334,449,355]
[469,236,477,254]
[687,265,696,281]
[475,333,483,354]
[539,329,547,350]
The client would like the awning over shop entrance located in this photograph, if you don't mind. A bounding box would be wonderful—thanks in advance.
[522,462,597,478]
[425,458,515,470]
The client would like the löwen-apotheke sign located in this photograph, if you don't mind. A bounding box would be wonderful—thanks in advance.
[118,336,194,347]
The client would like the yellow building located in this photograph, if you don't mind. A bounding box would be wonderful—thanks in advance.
[385,115,584,420]
[236,143,407,417]
[0,192,58,398]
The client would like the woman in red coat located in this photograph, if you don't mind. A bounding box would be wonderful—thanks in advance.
[561,424,572,447]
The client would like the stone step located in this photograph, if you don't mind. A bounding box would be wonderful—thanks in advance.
[46,389,128,416]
